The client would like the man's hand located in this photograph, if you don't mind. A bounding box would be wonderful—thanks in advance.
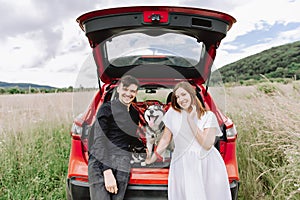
[103,169,118,194]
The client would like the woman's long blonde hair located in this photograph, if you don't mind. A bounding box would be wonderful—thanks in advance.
[171,82,206,119]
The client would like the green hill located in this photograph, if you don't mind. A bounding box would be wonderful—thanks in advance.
[218,41,300,83]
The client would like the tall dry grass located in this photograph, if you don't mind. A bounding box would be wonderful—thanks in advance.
[0,92,92,199]
[224,81,300,199]
[0,92,74,135]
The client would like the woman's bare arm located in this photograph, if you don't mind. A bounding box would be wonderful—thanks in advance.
[187,106,215,150]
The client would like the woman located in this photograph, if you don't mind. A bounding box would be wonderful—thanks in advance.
[145,82,231,200]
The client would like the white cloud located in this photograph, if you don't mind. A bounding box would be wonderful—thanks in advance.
[2,70,77,88]
[0,33,44,69]
[225,0,300,42]
[277,26,300,42]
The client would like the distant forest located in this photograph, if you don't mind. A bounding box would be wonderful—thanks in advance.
[0,82,73,95]
[217,41,300,84]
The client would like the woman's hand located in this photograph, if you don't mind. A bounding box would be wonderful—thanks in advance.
[145,154,157,165]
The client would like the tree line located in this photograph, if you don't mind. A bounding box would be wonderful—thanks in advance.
[0,86,74,95]
[218,40,300,84]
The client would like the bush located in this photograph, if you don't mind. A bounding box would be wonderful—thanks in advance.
[0,88,5,94]
[257,83,278,95]
[8,88,20,94]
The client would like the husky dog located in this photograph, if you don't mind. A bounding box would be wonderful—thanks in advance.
[144,104,165,158]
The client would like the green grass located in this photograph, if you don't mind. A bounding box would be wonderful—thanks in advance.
[0,123,71,199]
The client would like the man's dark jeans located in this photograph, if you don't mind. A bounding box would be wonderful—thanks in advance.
[88,154,131,200]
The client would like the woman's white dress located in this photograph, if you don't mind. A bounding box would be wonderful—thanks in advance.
[163,108,231,200]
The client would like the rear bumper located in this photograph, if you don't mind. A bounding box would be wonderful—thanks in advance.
[125,184,168,200]
[66,177,237,200]
[66,178,90,200]
[66,178,168,200]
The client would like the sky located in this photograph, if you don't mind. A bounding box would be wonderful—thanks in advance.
[0,0,300,88]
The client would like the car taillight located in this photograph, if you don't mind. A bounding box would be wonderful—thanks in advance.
[71,120,90,162]
[71,119,91,139]
[226,125,237,138]
[71,114,84,136]
[71,123,83,135]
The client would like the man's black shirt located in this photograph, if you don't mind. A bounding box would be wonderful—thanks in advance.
[90,99,141,172]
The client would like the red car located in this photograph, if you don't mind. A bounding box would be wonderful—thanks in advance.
[66,6,239,200]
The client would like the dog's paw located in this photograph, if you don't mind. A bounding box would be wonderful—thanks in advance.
[141,161,146,166]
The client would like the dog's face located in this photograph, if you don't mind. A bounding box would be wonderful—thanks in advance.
[144,104,164,130]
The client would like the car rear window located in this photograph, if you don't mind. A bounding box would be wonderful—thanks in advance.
[110,85,172,104]
[105,31,205,68]
[136,87,173,104]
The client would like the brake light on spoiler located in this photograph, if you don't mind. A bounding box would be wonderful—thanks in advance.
[143,11,169,24]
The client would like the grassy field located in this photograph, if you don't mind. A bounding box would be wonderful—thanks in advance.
[225,81,300,199]
[0,93,75,199]
[0,83,299,199]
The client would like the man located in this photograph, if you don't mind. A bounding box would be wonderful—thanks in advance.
[88,75,143,200]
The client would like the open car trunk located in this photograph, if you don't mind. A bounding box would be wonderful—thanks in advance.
[77,6,236,85]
